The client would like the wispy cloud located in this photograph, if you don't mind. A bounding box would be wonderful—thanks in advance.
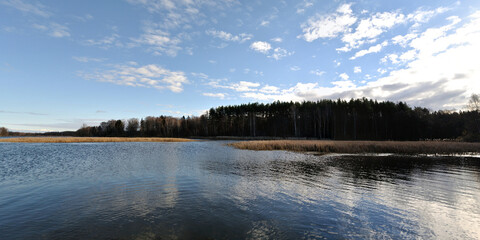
[81,62,189,93]
[131,22,182,56]
[33,22,70,38]
[296,0,314,14]
[83,34,121,49]
[350,41,388,60]
[271,37,283,42]
[0,110,48,116]
[237,11,480,110]
[126,0,237,29]
[203,92,226,99]
[302,3,450,55]
[250,41,293,60]
[72,56,106,63]
[310,69,325,76]
[300,3,357,42]
[290,66,301,71]
[1,0,50,18]
[339,11,405,51]
[206,29,252,43]
[339,73,349,81]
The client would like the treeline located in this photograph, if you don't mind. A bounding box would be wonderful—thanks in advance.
[76,98,480,141]
[0,127,8,137]
[0,127,76,137]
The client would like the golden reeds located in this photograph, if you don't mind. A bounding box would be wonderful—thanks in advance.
[229,140,480,155]
[0,137,194,143]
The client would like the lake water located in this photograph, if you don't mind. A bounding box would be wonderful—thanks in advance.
[1,141,479,239]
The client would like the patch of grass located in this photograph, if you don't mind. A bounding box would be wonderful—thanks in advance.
[0,137,194,143]
[229,140,480,155]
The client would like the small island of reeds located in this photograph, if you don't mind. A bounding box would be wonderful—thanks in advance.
[229,140,480,155]
[0,137,194,143]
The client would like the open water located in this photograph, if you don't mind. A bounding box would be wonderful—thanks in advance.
[0,141,479,239]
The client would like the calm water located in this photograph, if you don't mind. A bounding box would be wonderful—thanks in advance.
[1,141,479,239]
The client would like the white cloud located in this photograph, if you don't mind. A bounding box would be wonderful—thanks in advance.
[232,81,260,92]
[250,41,292,60]
[271,37,283,42]
[206,29,253,43]
[81,63,189,93]
[377,68,387,75]
[290,66,301,71]
[127,0,237,29]
[334,6,450,52]
[260,20,269,27]
[49,23,70,38]
[392,33,418,47]
[399,50,416,62]
[72,56,105,63]
[250,41,272,53]
[203,93,226,99]
[296,1,313,14]
[354,66,362,73]
[350,41,388,60]
[206,77,261,92]
[301,3,357,42]
[332,80,356,89]
[33,22,70,38]
[407,7,449,26]
[1,0,50,18]
[340,11,405,51]
[339,73,349,80]
[388,54,399,63]
[259,85,280,94]
[132,23,182,56]
[84,34,121,49]
[310,69,325,76]
[235,11,480,110]
[74,14,94,22]
[268,47,293,60]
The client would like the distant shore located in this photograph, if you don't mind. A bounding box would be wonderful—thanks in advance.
[0,137,194,143]
[229,140,480,155]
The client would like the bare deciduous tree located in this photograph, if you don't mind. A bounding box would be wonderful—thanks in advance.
[0,127,8,137]
[468,94,480,112]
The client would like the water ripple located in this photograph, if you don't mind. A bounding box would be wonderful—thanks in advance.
[1,142,480,239]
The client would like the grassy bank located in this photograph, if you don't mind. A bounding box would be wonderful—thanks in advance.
[0,137,194,143]
[229,140,480,155]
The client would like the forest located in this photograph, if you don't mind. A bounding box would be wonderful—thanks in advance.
[72,97,480,141]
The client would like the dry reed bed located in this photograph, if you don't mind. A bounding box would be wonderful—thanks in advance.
[0,137,194,143]
[229,140,480,155]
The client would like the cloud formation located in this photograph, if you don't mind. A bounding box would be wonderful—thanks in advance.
[1,0,50,18]
[206,29,252,43]
[301,3,357,42]
[250,41,272,53]
[132,23,182,56]
[81,63,189,93]
[203,92,226,99]
[33,22,70,38]
[209,11,480,110]
[350,41,388,59]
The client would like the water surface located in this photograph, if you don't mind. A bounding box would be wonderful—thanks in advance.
[1,141,479,239]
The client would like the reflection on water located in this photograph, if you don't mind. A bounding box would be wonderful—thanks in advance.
[0,141,479,239]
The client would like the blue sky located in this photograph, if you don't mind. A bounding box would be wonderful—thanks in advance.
[1,0,479,132]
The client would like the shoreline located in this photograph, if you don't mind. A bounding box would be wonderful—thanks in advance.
[228,140,480,155]
[0,137,194,143]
